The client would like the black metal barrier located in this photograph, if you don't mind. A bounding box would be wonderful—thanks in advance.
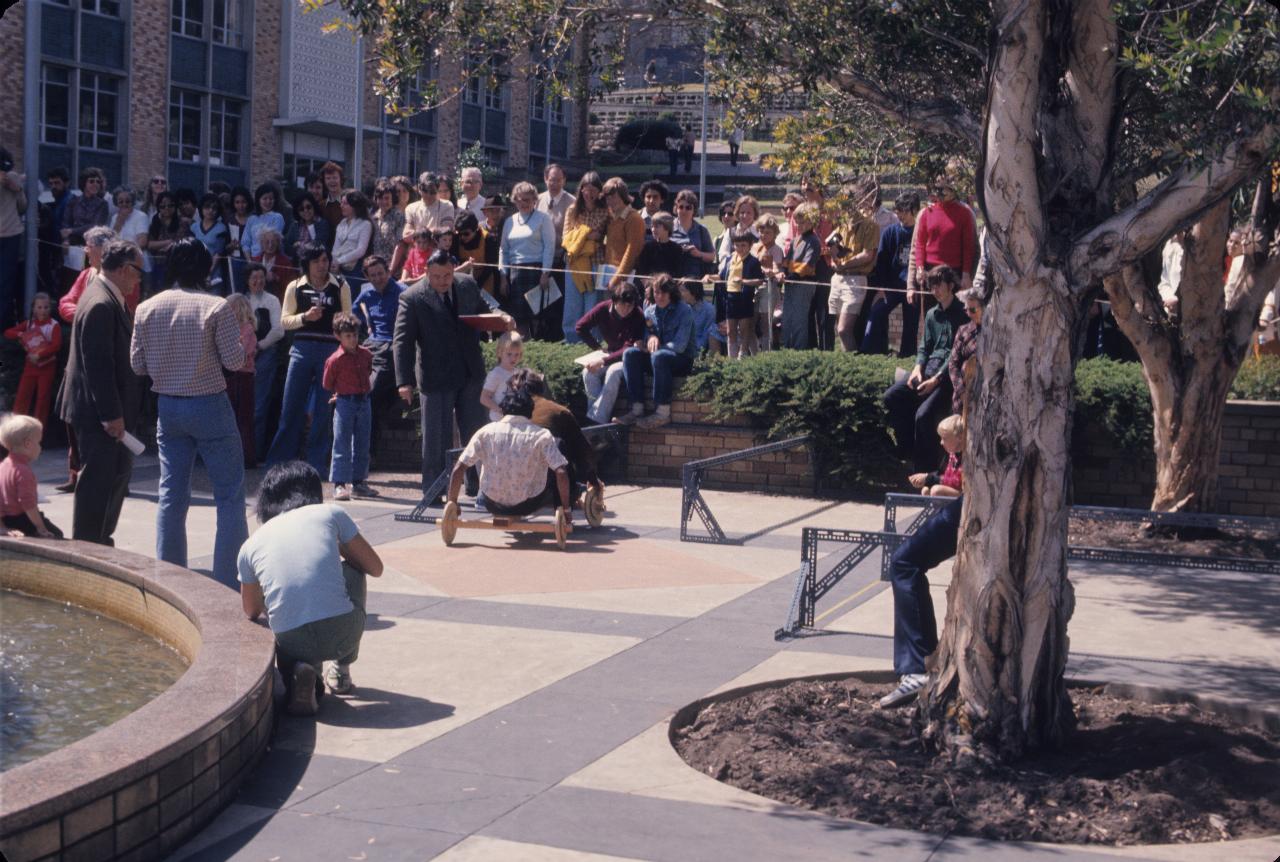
[394,423,628,525]
[777,494,1280,639]
[680,436,813,545]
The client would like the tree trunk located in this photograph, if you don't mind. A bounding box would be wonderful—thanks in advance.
[1106,198,1279,513]
[918,266,1079,763]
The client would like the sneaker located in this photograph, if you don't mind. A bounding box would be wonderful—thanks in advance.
[323,662,354,695]
[636,411,670,429]
[613,411,643,426]
[288,663,320,715]
[351,482,379,498]
[878,674,929,709]
[334,484,351,501]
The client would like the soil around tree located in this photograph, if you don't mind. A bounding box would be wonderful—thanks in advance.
[1067,517,1279,561]
[674,678,1280,846]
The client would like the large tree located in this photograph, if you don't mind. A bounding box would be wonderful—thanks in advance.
[339,0,1280,760]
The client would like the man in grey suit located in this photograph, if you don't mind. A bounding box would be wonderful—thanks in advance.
[393,250,513,501]
[54,239,144,545]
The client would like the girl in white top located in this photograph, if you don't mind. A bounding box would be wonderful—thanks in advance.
[480,331,525,421]
[110,186,152,271]
[332,190,373,278]
[245,183,286,258]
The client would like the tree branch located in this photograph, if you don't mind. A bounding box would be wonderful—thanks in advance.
[825,68,982,148]
[1068,121,1279,285]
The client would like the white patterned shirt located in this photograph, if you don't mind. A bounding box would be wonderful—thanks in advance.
[459,416,568,507]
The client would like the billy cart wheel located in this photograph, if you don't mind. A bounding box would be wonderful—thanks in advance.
[583,484,605,528]
[441,501,460,546]
[554,507,569,550]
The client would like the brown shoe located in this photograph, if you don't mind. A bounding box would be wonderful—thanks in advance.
[55,476,77,493]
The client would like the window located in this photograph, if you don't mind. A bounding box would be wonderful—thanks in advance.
[172,0,204,38]
[463,74,482,106]
[484,81,504,111]
[168,88,203,161]
[41,66,71,145]
[209,96,241,167]
[78,72,119,150]
[82,0,122,15]
[406,133,434,179]
[211,0,244,47]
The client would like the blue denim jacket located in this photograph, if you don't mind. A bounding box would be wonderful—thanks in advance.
[645,300,696,359]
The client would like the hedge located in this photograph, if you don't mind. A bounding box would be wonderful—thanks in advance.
[615,117,682,153]
[476,344,1280,481]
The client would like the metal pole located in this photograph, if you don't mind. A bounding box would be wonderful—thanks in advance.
[353,33,364,190]
[23,1,40,313]
[697,49,709,217]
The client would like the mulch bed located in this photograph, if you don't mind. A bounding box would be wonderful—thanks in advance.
[1067,518,1279,561]
[674,679,1280,846]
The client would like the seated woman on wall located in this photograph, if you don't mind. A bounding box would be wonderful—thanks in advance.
[615,273,696,429]
[446,385,572,521]
[238,460,384,717]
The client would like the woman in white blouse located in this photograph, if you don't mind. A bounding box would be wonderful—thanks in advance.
[499,181,557,335]
[110,186,151,267]
[332,190,373,290]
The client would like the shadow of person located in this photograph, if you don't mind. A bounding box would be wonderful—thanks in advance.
[316,687,455,730]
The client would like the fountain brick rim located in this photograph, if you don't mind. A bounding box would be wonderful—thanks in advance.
[0,538,276,862]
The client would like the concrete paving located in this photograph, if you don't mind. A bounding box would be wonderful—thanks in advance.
[22,452,1280,861]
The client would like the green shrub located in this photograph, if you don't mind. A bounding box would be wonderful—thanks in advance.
[1230,354,1280,401]
[687,351,904,485]
[1072,357,1153,455]
[615,118,682,153]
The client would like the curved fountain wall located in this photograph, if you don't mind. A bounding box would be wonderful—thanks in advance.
[0,538,276,862]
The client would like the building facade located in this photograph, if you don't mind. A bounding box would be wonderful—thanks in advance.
[1,0,585,196]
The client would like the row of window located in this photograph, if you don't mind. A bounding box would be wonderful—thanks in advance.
[49,0,244,46]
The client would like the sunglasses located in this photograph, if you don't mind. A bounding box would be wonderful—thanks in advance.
[160,203,175,209]
[299,204,313,210]
[965,305,981,315]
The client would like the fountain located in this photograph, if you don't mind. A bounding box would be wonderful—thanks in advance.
[0,538,276,862]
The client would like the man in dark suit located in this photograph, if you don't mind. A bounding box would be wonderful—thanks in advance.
[393,250,513,500]
[54,239,144,545]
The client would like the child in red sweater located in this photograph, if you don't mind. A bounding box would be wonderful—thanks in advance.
[401,228,436,281]
[323,313,376,501]
[4,293,61,428]
[909,414,964,497]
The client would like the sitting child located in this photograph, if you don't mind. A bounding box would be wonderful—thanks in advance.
[679,279,723,356]
[909,414,964,498]
[481,330,525,421]
[0,414,63,538]
[402,228,435,281]
[238,461,384,715]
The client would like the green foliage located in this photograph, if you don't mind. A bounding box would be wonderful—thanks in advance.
[456,142,500,183]
[687,351,904,485]
[481,339,592,411]
[1072,358,1154,455]
[1230,355,1280,402]
[615,118,683,154]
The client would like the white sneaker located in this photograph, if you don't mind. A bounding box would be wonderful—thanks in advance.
[324,662,353,695]
[878,674,929,709]
[334,484,351,501]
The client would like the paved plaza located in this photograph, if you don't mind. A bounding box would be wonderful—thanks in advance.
[24,450,1280,862]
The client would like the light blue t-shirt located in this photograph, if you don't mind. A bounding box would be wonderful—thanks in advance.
[237,503,360,634]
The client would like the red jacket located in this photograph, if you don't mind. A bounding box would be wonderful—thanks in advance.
[4,318,62,367]
[915,199,977,275]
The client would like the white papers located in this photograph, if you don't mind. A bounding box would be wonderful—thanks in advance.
[573,350,607,367]
[524,276,562,312]
[121,431,147,456]
[64,245,86,272]
[595,264,618,293]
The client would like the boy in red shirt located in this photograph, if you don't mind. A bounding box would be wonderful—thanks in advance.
[322,313,377,501]
[0,414,63,538]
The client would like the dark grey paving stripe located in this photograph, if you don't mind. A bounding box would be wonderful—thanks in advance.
[178,809,461,861]
[403,597,687,639]
[294,762,550,835]
[365,589,452,619]
[480,785,944,862]
[235,750,381,810]
[391,690,671,782]
[928,832,1169,861]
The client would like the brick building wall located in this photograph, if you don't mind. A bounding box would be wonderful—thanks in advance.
[434,57,465,177]
[0,5,25,170]
[127,0,170,188]
[249,1,284,187]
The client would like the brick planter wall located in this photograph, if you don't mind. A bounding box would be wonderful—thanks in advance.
[1073,400,1280,516]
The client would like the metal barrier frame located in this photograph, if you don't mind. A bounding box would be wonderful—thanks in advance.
[394,423,628,525]
[777,494,1280,639]
[680,435,813,545]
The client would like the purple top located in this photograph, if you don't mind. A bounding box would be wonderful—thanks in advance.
[574,299,646,365]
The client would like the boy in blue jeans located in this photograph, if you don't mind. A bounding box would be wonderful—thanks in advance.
[323,312,378,501]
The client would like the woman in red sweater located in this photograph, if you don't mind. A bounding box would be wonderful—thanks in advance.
[913,174,977,294]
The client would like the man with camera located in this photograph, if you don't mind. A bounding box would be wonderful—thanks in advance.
[827,177,882,353]
[881,265,969,471]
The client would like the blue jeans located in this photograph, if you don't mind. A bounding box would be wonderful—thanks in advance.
[562,284,591,344]
[623,347,693,406]
[252,344,278,457]
[862,290,921,357]
[330,394,371,484]
[890,497,961,675]
[782,283,816,349]
[266,338,334,474]
[156,393,248,588]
